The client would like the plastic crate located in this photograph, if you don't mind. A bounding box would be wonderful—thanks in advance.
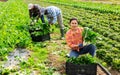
[31,33,50,42]
[66,62,111,75]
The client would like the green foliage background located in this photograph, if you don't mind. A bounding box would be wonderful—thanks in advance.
[0,0,31,58]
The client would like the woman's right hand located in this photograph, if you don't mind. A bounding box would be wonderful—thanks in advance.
[72,45,80,51]
[78,44,83,48]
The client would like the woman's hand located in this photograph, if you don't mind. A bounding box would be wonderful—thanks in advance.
[72,44,83,52]
[78,44,83,48]
[49,21,53,25]
[72,45,80,52]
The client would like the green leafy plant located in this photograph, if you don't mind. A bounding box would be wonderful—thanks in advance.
[0,69,10,75]
[96,49,107,59]
[67,54,96,65]
[82,27,98,44]
[29,19,50,36]
[112,58,120,71]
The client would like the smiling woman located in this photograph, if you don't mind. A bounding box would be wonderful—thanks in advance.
[65,18,96,58]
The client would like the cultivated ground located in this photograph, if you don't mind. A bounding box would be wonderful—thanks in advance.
[23,0,120,75]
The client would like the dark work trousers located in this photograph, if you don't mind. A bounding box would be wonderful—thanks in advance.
[69,44,96,58]
[40,15,45,23]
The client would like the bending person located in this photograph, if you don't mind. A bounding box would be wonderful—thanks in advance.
[43,6,65,39]
[28,3,45,24]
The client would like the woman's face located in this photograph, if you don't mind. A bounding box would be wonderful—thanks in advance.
[70,20,78,30]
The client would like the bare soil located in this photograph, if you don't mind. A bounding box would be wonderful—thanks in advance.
[97,65,107,75]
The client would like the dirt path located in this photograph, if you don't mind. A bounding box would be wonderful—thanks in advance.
[3,48,30,70]
[45,33,69,75]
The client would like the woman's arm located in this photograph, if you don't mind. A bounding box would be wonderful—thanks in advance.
[66,32,79,50]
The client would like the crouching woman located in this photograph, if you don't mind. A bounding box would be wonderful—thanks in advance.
[65,18,96,58]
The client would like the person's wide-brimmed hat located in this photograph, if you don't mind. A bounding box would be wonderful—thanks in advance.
[28,3,34,9]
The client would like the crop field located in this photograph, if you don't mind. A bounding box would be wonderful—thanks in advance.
[0,0,120,75]
[41,0,120,71]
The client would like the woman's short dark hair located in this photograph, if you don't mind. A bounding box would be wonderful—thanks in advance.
[69,18,79,24]
[44,10,48,15]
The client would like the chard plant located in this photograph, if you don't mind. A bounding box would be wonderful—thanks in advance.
[29,19,50,36]
[67,54,97,65]
[82,27,98,45]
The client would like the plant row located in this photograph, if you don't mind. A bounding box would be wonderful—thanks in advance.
[43,0,120,14]
[0,0,31,60]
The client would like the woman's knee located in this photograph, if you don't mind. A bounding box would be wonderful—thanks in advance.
[89,44,96,50]
[88,44,96,56]
[69,50,79,58]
